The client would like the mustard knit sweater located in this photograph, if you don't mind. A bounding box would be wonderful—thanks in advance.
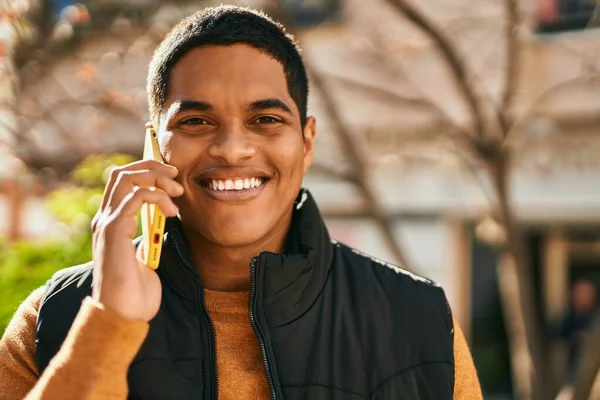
[0,287,482,399]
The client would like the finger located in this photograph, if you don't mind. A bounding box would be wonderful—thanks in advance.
[116,188,179,220]
[91,211,101,234]
[101,160,177,211]
[103,161,178,210]
[106,169,183,212]
[91,210,108,236]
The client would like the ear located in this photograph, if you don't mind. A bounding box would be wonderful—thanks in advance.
[302,116,317,174]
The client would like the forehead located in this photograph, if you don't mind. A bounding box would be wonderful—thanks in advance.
[168,44,293,108]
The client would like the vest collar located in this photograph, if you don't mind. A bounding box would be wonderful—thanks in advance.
[158,188,332,326]
[256,188,332,327]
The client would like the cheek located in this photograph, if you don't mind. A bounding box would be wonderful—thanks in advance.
[272,137,305,177]
[160,137,199,171]
[158,134,177,165]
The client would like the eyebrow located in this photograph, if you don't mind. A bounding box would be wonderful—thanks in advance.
[167,98,293,118]
[248,98,292,115]
[170,100,214,114]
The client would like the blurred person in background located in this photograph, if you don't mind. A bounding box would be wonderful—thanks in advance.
[0,5,482,399]
[558,279,600,382]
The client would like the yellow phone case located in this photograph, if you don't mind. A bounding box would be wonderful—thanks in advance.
[141,124,166,270]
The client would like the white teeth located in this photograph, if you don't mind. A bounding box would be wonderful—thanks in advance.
[208,178,266,191]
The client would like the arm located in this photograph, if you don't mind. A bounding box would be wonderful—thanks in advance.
[0,288,149,400]
[453,318,483,400]
[1,160,180,400]
[0,287,44,399]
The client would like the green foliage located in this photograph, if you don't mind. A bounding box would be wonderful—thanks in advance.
[0,153,135,335]
[71,153,135,187]
[0,234,93,335]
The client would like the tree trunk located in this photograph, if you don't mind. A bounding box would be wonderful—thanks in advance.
[491,152,551,400]
[497,252,533,400]
[5,180,24,241]
[307,68,413,271]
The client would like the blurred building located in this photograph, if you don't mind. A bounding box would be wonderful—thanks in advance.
[2,0,600,396]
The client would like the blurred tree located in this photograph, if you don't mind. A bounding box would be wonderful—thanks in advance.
[2,0,204,182]
[373,0,600,398]
[0,153,134,335]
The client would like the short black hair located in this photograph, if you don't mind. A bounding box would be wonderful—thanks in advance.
[147,5,309,129]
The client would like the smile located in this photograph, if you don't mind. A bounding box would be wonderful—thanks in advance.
[203,177,265,191]
[196,175,271,202]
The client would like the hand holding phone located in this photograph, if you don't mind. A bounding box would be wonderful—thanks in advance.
[91,124,182,322]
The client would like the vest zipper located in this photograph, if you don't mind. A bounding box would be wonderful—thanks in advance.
[249,257,277,399]
[171,234,219,400]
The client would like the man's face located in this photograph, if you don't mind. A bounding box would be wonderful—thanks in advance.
[159,44,316,248]
[572,280,597,314]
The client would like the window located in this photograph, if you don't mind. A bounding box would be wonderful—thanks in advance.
[280,0,342,28]
[536,0,597,34]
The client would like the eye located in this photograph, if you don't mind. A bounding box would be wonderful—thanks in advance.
[181,117,208,125]
[253,116,280,124]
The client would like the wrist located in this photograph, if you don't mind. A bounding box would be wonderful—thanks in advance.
[93,291,147,323]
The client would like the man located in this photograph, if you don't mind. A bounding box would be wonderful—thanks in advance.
[0,6,482,399]
[559,279,600,382]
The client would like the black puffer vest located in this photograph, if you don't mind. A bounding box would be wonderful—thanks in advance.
[36,189,455,399]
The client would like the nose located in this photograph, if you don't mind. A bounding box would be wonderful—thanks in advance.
[207,124,256,164]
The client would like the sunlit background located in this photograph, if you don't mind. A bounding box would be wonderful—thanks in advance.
[2,0,600,398]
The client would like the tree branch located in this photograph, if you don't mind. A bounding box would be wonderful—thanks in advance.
[503,73,600,147]
[309,163,355,182]
[24,92,145,121]
[385,0,487,139]
[14,0,202,92]
[309,68,414,271]
[322,72,443,109]
[322,71,478,137]
[499,0,521,135]
[443,142,497,207]
[13,92,145,173]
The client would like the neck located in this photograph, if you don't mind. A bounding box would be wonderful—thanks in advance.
[180,212,293,292]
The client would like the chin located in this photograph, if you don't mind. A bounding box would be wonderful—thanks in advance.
[195,214,278,247]
[207,229,272,249]
[180,197,294,249]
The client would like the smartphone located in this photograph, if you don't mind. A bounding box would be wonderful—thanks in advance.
[141,123,166,270]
